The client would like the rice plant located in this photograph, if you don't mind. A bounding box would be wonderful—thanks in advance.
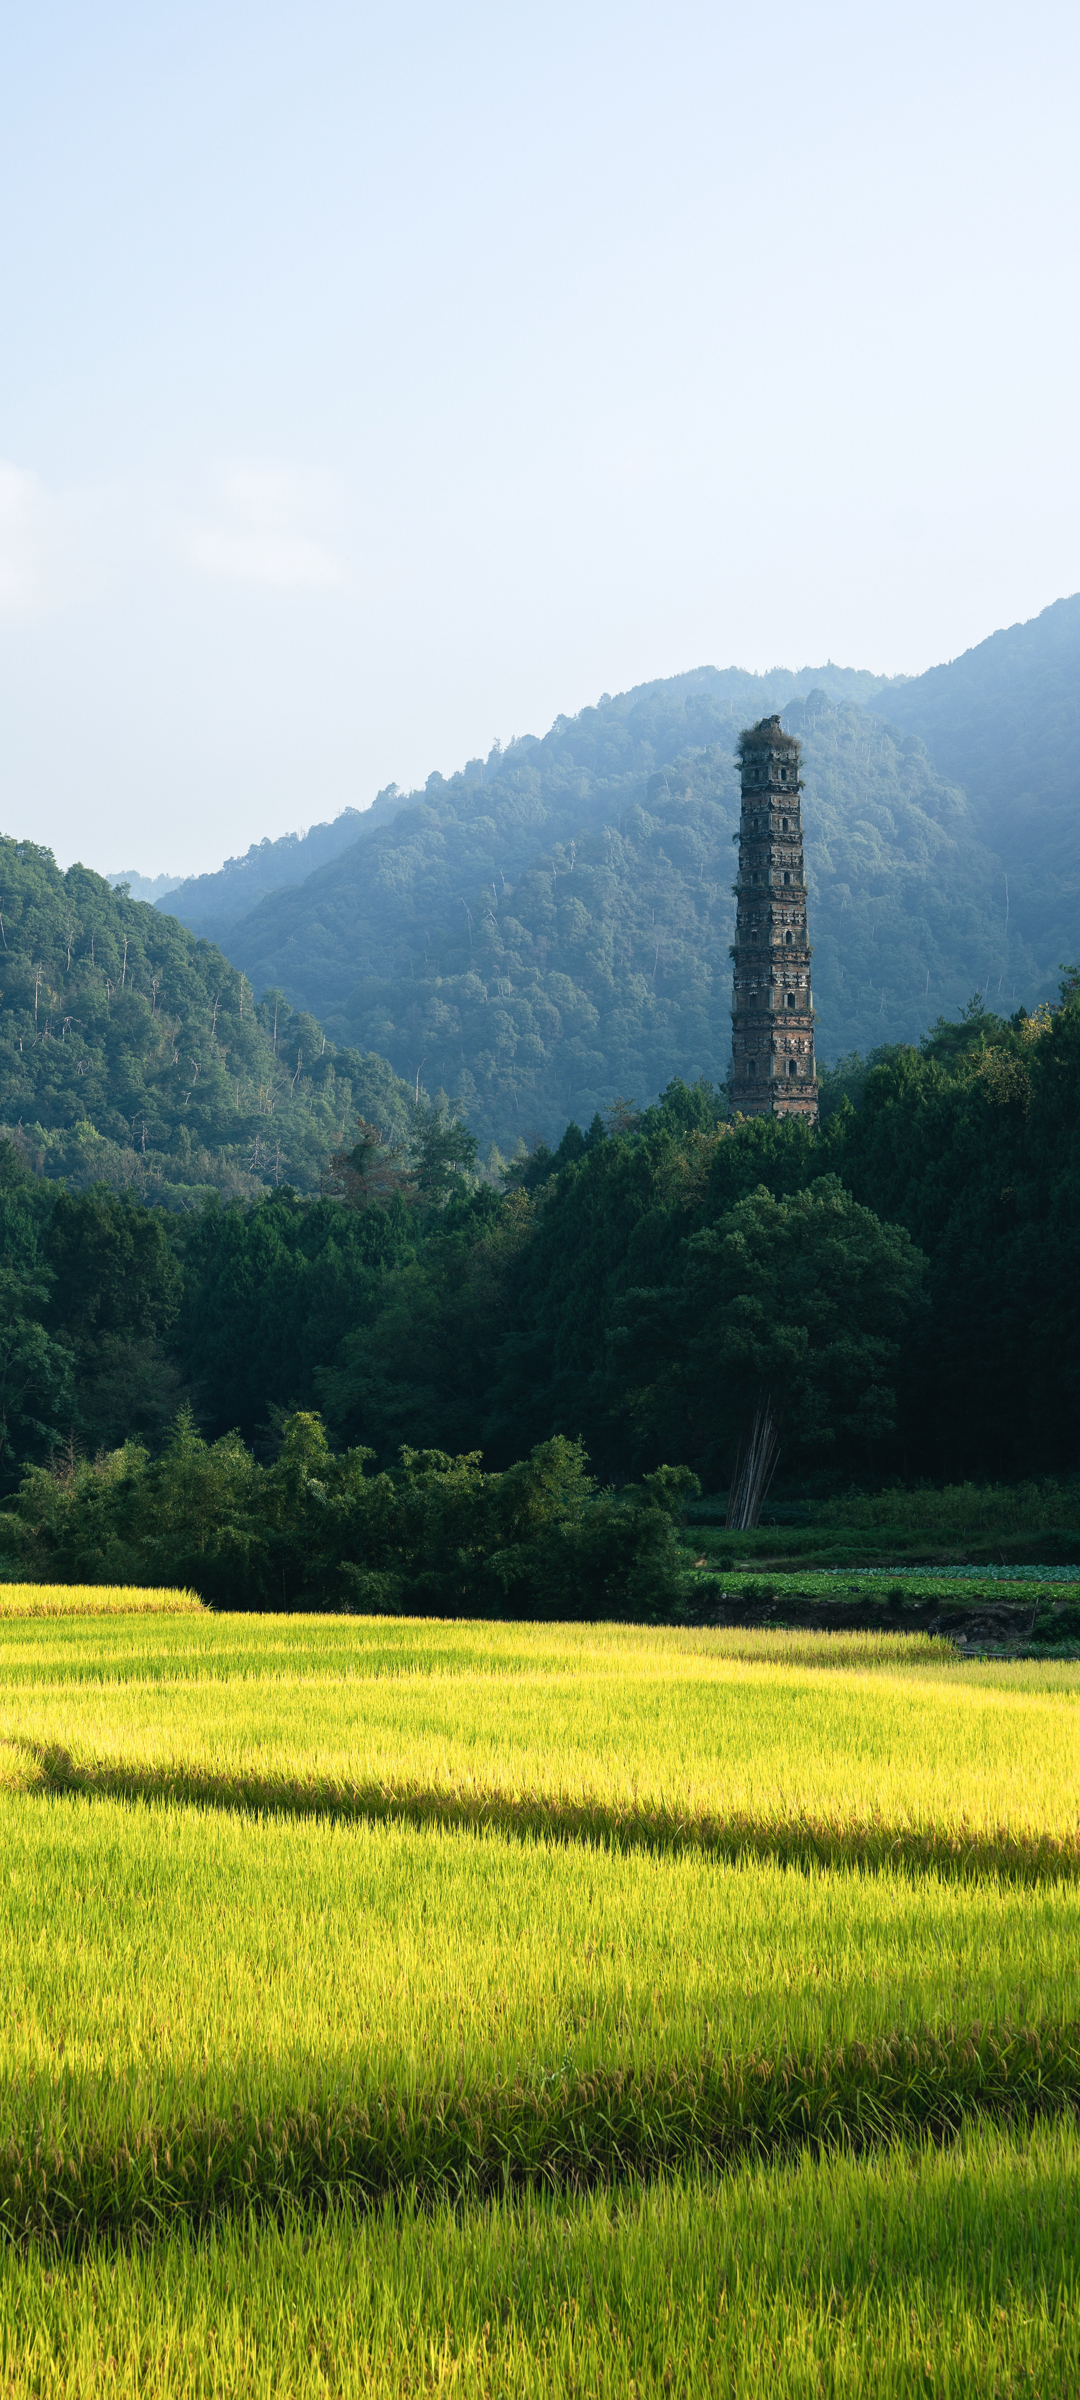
[2,1614,1079,1876]
[0,1584,204,1618]
[2,2119,1079,2396]
[1,1785,1079,2236]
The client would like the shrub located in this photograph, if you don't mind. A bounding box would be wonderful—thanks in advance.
[0,1413,699,1620]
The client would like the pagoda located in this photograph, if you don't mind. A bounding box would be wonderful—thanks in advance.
[729,715,818,1121]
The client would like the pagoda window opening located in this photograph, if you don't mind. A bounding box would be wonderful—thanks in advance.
[788,1059,798,1076]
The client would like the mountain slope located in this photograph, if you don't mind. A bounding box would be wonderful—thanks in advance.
[107,870,181,904]
[0,840,412,1203]
[214,667,1041,1151]
[159,787,407,943]
[868,593,1080,965]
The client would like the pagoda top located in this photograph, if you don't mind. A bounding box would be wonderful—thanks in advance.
[737,714,800,757]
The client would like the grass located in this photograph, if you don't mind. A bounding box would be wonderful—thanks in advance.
[0,1584,204,1618]
[683,1550,1080,1602]
[2,2120,1080,2396]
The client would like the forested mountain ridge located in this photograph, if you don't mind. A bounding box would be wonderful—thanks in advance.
[160,662,899,945]
[0,840,413,1204]
[866,593,1080,971]
[213,668,1040,1151]
[159,784,407,944]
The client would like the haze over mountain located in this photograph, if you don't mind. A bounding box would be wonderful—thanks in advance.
[155,786,408,946]
[865,593,1080,970]
[149,600,1076,1151]
[106,870,182,905]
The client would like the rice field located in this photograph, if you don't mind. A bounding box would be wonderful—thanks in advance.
[1,1592,1078,2389]
[0,1584,204,1618]
[3,2120,1079,2398]
[2,1612,1080,1875]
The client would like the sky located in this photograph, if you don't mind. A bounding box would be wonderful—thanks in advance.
[1,0,1078,879]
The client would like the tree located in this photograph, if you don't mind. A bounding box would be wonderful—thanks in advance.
[0,1270,73,1484]
[609,1177,927,1524]
[0,837,415,1205]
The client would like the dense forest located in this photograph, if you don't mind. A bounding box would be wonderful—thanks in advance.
[1,975,1077,1601]
[0,838,415,1203]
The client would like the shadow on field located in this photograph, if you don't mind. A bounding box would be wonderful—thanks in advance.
[21,1741,1080,1886]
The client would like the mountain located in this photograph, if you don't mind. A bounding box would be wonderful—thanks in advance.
[0,839,413,1204]
[209,663,1046,1152]
[107,870,181,904]
[158,787,408,945]
[864,593,1080,971]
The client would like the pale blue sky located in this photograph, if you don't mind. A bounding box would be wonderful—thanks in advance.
[1,0,1077,876]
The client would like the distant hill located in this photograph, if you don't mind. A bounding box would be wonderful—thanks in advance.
[865,593,1080,969]
[107,870,181,904]
[42,597,1078,1170]
[211,663,1045,1152]
[0,840,413,1204]
[159,786,408,944]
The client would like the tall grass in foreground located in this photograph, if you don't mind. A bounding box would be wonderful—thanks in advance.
[3,2120,1079,2397]
[0,1585,204,1618]
[1,1791,1079,2235]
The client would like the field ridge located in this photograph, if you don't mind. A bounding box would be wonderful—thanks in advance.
[2,2018,1078,2245]
[21,1743,1080,1885]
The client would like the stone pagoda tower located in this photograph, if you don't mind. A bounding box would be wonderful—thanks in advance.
[729,714,818,1121]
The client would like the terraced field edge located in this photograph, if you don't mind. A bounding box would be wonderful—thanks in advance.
[2,2019,1076,2245]
[21,1747,1080,1884]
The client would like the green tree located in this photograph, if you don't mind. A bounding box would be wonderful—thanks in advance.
[610,1178,926,1522]
[43,1187,185,1451]
[0,1271,73,1483]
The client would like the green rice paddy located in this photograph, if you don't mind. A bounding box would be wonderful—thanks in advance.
[1,1598,1078,2390]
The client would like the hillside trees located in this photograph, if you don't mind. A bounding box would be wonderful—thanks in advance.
[217,678,1038,1148]
[0,839,413,1203]
[874,592,1080,967]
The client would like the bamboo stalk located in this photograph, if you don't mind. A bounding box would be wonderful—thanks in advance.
[727,1393,782,1531]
